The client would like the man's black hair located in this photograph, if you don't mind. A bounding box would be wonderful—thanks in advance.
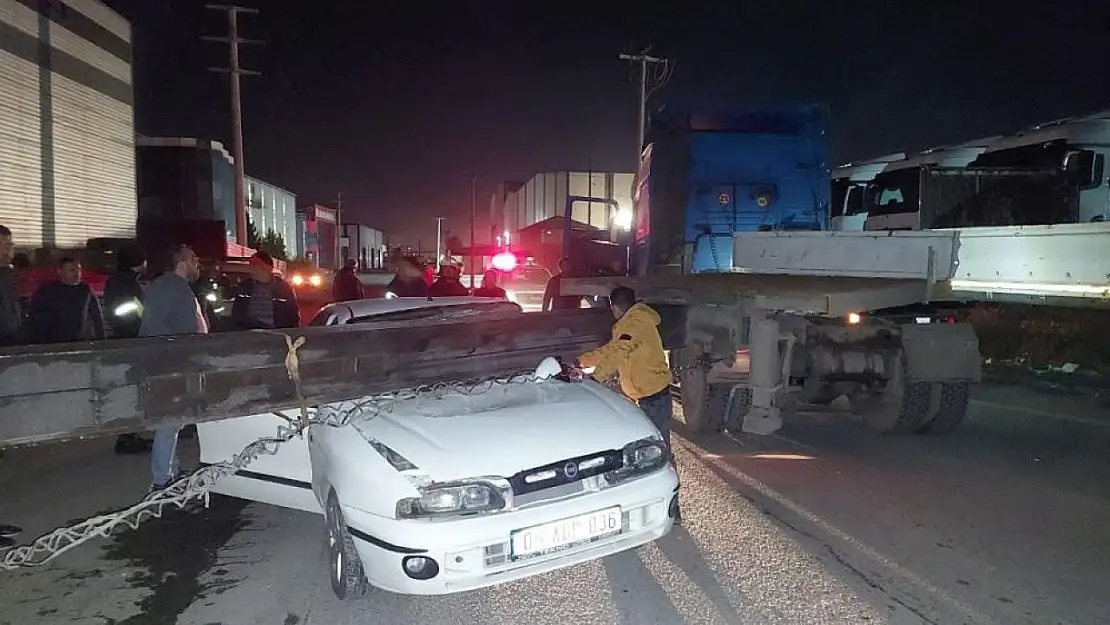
[0,225,11,237]
[609,286,636,310]
[56,256,77,268]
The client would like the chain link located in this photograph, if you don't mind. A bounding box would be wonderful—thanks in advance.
[1,339,719,571]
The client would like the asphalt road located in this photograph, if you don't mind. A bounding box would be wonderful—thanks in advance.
[0,383,1107,625]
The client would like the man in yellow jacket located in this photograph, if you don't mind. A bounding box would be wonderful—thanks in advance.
[577,286,673,447]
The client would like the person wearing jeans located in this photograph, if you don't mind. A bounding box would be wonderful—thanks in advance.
[139,246,208,490]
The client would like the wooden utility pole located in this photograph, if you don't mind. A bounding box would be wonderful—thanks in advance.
[202,5,262,246]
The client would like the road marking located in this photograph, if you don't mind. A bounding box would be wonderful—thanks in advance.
[678,437,995,625]
[771,433,820,453]
[970,399,1110,429]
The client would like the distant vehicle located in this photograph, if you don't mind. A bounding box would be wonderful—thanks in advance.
[197,297,678,599]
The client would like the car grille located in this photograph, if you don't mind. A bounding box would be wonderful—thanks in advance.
[508,450,623,497]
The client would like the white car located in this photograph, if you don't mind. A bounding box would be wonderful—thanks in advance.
[197,297,679,599]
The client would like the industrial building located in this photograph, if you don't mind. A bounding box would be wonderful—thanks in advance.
[300,204,339,269]
[246,176,299,257]
[136,137,236,232]
[493,171,635,237]
[0,0,136,251]
[340,223,387,270]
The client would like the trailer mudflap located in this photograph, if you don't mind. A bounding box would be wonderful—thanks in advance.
[899,322,982,382]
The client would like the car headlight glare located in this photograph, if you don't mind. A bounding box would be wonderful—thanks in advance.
[396,479,510,519]
[292,274,304,286]
[205,292,218,302]
[604,437,667,484]
[385,291,398,299]
[113,301,140,317]
[309,274,322,286]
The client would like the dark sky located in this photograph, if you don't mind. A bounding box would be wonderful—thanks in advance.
[103,0,1110,246]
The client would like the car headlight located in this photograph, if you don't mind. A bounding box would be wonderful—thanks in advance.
[604,437,667,484]
[396,478,511,519]
[291,274,304,286]
[309,274,322,287]
[385,291,398,299]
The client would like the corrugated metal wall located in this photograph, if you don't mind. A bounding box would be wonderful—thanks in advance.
[500,171,635,236]
[0,0,136,250]
[245,176,298,256]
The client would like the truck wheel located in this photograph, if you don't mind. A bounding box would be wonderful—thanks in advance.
[918,382,970,435]
[856,355,933,435]
[677,351,729,433]
[326,492,371,600]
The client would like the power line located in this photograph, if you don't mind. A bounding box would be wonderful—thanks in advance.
[202,5,264,247]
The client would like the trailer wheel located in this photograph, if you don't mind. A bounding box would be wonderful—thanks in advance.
[856,354,933,435]
[676,348,726,433]
[918,382,970,435]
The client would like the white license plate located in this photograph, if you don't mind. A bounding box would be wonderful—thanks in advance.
[510,507,622,560]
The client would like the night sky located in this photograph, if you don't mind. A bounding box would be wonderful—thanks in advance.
[103,0,1110,246]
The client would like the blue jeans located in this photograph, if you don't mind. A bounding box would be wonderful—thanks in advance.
[151,426,181,488]
[638,388,672,449]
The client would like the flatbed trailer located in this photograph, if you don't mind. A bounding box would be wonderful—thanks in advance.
[561,223,1110,436]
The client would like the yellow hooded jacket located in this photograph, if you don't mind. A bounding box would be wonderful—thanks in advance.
[578,301,671,401]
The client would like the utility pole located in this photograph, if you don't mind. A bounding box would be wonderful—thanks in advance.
[203,4,262,247]
[619,50,671,265]
[469,175,477,288]
[335,192,344,268]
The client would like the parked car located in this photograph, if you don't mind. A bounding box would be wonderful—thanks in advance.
[196,297,679,599]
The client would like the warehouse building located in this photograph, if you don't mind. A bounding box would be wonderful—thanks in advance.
[0,0,136,251]
[246,176,299,258]
[494,171,635,237]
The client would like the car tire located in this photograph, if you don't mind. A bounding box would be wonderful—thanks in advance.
[326,491,370,600]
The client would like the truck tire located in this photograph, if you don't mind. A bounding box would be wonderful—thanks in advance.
[678,365,718,433]
[918,382,970,435]
[856,354,934,435]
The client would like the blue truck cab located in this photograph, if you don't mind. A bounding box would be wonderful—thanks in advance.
[631,104,831,275]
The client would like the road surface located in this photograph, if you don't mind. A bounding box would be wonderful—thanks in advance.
[0,383,1107,624]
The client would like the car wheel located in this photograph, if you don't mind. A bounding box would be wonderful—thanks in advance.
[325,491,370,600]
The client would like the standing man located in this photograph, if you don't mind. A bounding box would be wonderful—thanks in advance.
[428,264,470,297]
[140,245,208,491]
[0,224,21,546]
[230,252,300,330]
[25,258,105,344]
[333,259,364,302]
[576,286,673,448]
[386,256,430,298]
[542,257,583,311]
[103,246,150,455]
[0,225,21,347]
[473,269,507,299]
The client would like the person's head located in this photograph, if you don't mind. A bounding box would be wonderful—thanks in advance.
[482,269,498,287]
[344,259,357,272]
[249,252,274,283]
[56,257,81,285]
[168,245,201,283]
[609,286,636,319]
[440,264,460,281]
[0,225,13,266]
[558,257,571,276]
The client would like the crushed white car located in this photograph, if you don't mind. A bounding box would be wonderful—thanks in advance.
[197,297,679,599]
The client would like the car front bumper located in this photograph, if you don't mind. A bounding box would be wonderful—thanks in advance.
[341,465,679,595]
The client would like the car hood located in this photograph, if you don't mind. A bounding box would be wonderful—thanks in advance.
[351,379,656,481]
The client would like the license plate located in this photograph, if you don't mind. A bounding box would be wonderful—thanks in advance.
[510,507,622,560]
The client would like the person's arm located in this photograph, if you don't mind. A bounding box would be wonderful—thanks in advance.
[87,286,106,339]
[542,277,555,311]
[577,318,646,382]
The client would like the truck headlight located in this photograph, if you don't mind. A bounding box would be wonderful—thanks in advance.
[309,274,322,287]
[604,437,667,484]
[291,274,304,286]
[396,478,511,519]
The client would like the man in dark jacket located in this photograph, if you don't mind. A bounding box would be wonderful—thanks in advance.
[103,247,146,339]
[542,257,583,311]
[230,252,300,330]
[103,246,151,455]
[429,264,470,297]
[0,225,21,347]
[473,269,507,299]
[26,257,105,344]
[386,256,429,298]
[333,259,364,302]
